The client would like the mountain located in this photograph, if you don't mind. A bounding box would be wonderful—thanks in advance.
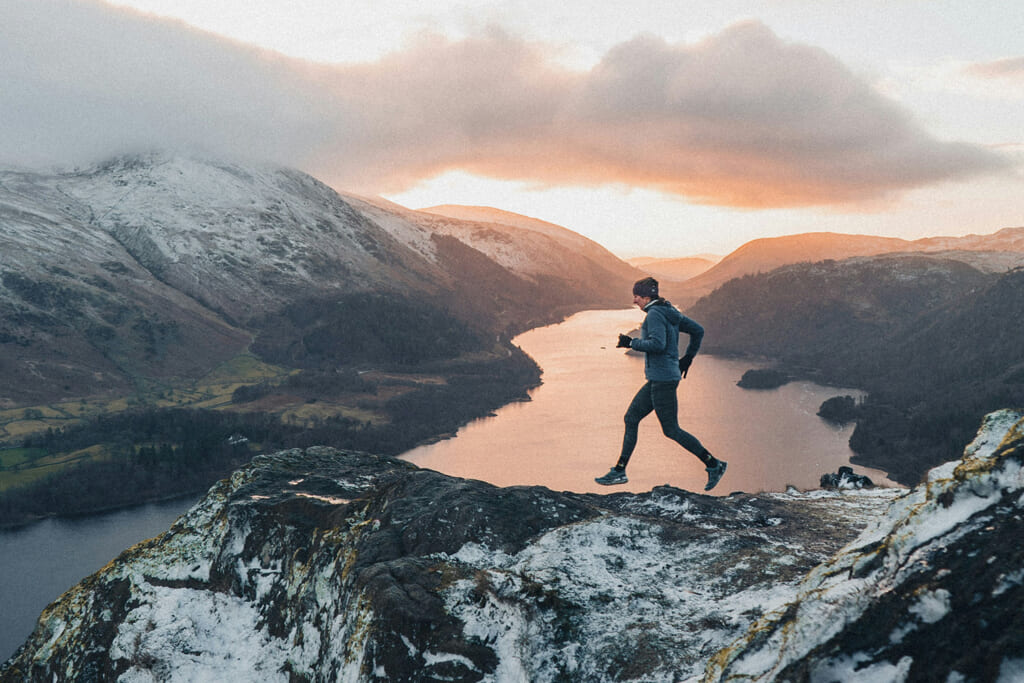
[687,253,995,372]
[0,153,642,524]
[417,204,644,294]
[626,255,719,282]
[671,229,1024,304]
[0,154,637,407]
[4,410,1021,681]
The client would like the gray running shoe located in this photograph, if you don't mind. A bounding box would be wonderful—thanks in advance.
[704,460,727,491]
[595,468,628,485]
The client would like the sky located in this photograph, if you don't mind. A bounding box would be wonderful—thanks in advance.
[1,1,1021,257]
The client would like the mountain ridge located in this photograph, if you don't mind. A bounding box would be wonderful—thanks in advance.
[669,228,1024,303]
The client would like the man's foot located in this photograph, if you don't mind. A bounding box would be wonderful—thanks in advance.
[704,460,727,491]
[595,468,628,485]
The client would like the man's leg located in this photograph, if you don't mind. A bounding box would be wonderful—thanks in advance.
[650,381,727,490]
[617,382,655,469]
[596,383,655,485]
[650,381,713,465]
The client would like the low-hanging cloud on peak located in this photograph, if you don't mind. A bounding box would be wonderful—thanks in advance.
[0,0,1012,208]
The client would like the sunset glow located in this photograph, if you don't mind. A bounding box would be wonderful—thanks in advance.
[2,0,1020,256]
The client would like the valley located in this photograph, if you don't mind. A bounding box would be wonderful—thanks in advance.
[2,151,1022,518]
[0,154,635,525]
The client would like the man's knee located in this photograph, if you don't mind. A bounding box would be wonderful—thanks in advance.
[659,422,680,438]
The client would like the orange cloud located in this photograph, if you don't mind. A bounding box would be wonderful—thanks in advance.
[962,56,1024,81]
[0,2,1012,208]
[322,22,1009,207]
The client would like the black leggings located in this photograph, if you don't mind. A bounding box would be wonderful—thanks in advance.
[618,380,710,468]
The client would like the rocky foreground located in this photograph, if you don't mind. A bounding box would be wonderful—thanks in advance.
[3,410,1023,682]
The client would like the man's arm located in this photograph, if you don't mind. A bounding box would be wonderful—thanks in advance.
[630,311,668,353]
[678,315,704,357]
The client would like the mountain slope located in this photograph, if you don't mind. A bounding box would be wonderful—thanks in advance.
[687,253,994,373]
[0,154,638,406]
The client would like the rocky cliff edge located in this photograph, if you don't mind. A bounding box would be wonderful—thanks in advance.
[3,410,1023,682]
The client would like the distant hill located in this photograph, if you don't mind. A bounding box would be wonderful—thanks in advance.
[672,229,1024,304]
[626,255,719,282]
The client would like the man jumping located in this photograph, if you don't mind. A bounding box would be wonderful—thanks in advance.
[595,277,727,492]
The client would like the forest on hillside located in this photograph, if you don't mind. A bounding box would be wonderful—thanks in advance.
[688,257,1024,484]
[0,293,541,527]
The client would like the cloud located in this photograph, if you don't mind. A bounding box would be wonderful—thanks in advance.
[0,1,1012,207]
[961,56,1024,82]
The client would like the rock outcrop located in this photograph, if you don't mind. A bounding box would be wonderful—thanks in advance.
[708,409,1024,682]
[4,410,1023,682]
[1,452,901,681]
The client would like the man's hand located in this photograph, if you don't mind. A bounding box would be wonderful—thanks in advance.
[679,353,695,378]
[617,333,633,349]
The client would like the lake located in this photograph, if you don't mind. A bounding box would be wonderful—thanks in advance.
[0,497,197,662]
[404,308,892,494]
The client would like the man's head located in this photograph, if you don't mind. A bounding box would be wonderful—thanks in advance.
[632,277,659,308]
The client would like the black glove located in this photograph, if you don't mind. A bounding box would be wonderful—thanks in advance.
[679,353,695,378]
[617,333,633,349]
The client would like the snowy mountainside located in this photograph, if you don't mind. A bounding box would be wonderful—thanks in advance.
[421,204,621,259]
[0,153,637,405]
[57,154,446,322]
[0,170,250,404]
[359,198,642,289]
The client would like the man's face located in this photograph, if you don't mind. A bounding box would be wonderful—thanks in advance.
[633,294,652,309]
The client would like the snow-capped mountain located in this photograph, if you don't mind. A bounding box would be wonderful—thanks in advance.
[0,161,252,404]
[35,154,450,322]
[0,153,639,405]
[4,411,1021,681]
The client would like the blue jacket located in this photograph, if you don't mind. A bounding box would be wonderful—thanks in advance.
[629,300,704,382]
